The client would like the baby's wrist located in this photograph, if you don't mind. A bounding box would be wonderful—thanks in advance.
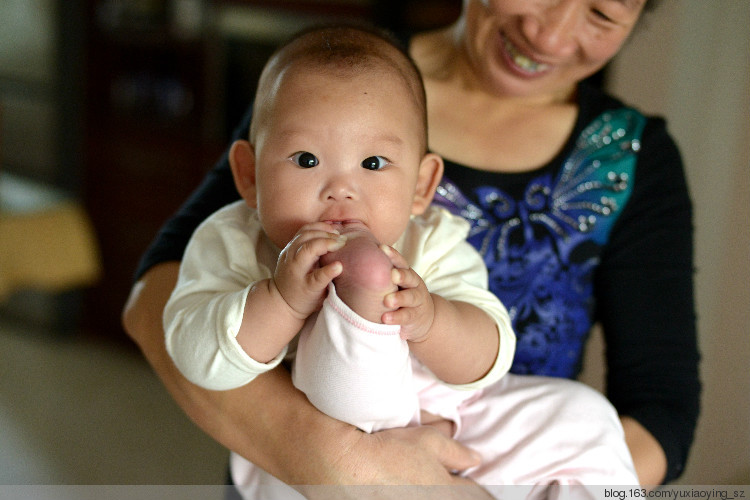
[405,293,438,344]
[266,278,309,323]
[236,278,305,363]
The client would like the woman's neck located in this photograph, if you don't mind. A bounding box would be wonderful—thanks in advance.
[410,28,579,173]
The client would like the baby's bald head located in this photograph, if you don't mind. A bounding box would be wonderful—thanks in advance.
[250,25,428,153]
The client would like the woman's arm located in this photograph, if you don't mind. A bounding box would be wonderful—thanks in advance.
[596,118,700,484]
[621,416,667,486]
[122,261,488,490]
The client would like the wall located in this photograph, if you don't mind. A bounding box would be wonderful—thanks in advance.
[0,0,58,182]
[605,0,749,484]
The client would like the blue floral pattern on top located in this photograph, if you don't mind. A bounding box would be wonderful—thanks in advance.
[433,109,647,377]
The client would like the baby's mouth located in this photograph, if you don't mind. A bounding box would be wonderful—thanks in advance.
[325,220,368,233]
[502,35,551,74]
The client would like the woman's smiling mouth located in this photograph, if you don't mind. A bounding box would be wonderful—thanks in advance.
[501,35,551,75]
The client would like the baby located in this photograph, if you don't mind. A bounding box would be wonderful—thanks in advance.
[164,24,638,499]
[164,23,512,432]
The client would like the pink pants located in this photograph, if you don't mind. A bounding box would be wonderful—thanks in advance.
[230,286,638,498]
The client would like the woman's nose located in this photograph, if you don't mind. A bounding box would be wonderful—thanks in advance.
[521,0,580,58]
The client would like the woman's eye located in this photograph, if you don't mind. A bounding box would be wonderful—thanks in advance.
[361,156,388,171]
[291,152,319,168]
[591,9,617,24]
[592,9,614,22]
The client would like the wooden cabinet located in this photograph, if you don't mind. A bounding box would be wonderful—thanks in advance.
[83,0,224,341]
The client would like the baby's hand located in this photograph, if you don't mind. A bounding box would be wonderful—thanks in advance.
[380,245,435,342]
[272,222,346,320]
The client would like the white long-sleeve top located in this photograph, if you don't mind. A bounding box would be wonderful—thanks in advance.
[164,201,515,391]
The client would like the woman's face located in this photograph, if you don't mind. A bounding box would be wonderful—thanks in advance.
[458,0,646,100]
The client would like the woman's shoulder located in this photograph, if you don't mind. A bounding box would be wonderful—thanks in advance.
[577,81,671,138]
[576,82,681,173]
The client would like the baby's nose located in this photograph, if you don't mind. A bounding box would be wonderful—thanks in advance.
[322,176,356,200]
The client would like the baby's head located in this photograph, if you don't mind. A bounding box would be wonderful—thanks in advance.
[229,25,443,250]
[251,24,428,153]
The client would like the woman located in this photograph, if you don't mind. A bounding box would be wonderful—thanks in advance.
[123,0,699,491]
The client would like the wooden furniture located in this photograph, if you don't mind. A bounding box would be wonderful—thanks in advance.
[83,0,224,340]
[0,172,101,325]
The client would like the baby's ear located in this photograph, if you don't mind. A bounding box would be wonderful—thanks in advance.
[229,140,257,208]
[411,153,444,215]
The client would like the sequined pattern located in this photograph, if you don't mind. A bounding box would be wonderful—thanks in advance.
[433,109,646,377]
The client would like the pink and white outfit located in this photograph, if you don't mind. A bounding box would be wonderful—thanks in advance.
[293,282,419,433]
[164,201,638,499]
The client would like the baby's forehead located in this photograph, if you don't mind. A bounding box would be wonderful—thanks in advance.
[251,29,427,148]
[256,56,420,119]
[272,50,410,87]
[253,62,426,152]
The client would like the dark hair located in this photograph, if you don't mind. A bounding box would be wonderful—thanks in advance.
[278,22,414,72]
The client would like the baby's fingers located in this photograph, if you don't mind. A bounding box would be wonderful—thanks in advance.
[380,244,409,269]
[311,259,343,287]
[275,231,346,291]
[390,266,422,290]
[384,285,421,311]
[289,231,346,262]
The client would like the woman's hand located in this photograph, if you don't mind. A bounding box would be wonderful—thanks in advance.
[297,425,493,500]
[336,425,481,484]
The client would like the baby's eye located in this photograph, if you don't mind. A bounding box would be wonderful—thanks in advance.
[291,152,319,168]
[361,156,389,171]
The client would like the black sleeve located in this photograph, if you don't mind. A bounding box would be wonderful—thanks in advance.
[133,106,253,281]
[594,117,701,483]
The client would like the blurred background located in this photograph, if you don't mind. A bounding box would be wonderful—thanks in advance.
[0,0,747,488]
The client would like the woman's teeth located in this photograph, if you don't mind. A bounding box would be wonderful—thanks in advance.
[504,37,550,73]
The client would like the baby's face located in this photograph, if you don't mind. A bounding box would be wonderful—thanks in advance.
[251,65,428,250]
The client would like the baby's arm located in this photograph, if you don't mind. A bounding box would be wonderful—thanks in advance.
[318,228,397,323]
[381,246,500,386]
[235,222,346,363]
[407,295,499,385]
[164,220,346,388]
